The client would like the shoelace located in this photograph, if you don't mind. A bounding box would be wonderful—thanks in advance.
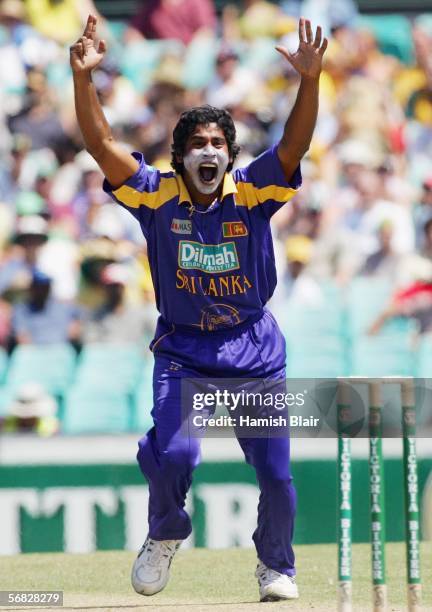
[139,538,179,567]
[257,565,296,586]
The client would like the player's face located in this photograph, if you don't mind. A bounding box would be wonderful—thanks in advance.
[182,123,231,195]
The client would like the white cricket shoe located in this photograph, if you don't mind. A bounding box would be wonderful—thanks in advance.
[255,561,299,602]
[131,536,182,596]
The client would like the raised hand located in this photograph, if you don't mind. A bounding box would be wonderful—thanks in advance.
[276,18,328,79]
[70,14,106,74]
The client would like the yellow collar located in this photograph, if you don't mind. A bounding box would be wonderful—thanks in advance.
[177,173,237,205]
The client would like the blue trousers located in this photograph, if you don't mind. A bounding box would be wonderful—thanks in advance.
[136,310,297,576]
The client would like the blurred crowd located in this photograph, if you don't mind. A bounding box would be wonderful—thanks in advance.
[1,0,432,359]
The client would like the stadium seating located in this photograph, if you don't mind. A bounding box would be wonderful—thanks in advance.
[279,302,345,339]
[286,336,348,378]
[182,35,218,89]
[119,38,188,93]
[357,15,414,64]
[0,385,16,417]
[62,386,132,434]
[345,277,393,338]
[279,296,347,378]
[0,279,427,432]
[416,335,432,378]
[6,344,76,397]
[119,39,165,93]
[350,333,416,377]
[0,347,8,385]
[74,344,144,392]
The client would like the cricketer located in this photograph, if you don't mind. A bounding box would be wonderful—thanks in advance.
[70,14,327,602]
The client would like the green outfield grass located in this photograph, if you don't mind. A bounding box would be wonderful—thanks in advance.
[2,543,431,611]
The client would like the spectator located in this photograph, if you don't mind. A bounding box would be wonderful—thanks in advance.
[284,235,324,305]
[129,0,216,45]
[369,277,432,335]
[271,235,324,309]
[11,270,81,345]
[405,26,432,126]
[421,218,432,261]
[239,0,285,40]
[359,220,401,281]
[340,167,415,265]
[1,382,59,436]
[82,264,151,344]
[0,213,79,302]
[0,215,48,295]
[206,46,258,109]
[25,0,102,45]
[0,135,32,205]
[7,68,66,150]
[0,297,11,347]
[414,176,432,248]
[0,2,431,355]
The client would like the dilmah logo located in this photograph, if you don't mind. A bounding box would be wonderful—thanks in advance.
[171,218,192,234]
[178,241,239,274]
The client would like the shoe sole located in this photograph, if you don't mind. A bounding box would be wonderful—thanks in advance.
[131,571,169,596]
[134,588,163,597]
[260,594,299,602]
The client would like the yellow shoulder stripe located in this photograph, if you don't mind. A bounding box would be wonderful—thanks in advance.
[113,176,179,210]
[235,182,297,209]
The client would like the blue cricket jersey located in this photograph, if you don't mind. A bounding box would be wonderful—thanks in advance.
[104,144,301,332]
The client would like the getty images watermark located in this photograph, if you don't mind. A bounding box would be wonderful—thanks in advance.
[181,378,321,438]
[180,378,432,439]
[191,388,318,429]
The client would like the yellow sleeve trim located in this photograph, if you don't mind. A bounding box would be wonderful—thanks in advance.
[235,182,298,209]
[113,176,179,210]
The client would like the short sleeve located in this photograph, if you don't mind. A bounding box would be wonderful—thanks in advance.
[233,144,302,219]
[103,152,162,235]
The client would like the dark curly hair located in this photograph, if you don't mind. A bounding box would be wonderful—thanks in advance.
[171,105,240,174]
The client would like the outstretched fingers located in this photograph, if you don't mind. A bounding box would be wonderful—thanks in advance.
[70,39,85,61]
[319,37,328,56]
[80,37,89,56]
[305,19,313,44]
[275,45,294,66]
[83,14,97,40]
[298,17,306,43]
[97,39,107,54]
[313,25,322,48]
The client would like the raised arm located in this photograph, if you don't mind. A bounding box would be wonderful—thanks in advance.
[275,18,328,182]
[70,14,139,187]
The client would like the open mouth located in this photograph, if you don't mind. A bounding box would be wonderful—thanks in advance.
[198,163,218,183]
